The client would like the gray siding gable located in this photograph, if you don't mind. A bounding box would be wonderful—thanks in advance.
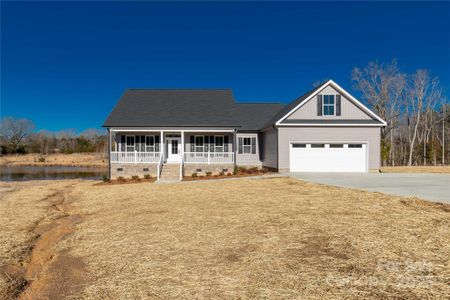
[285,85,374,121]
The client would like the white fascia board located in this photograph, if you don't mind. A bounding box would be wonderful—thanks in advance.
[277,123,384,127]
[275,80,387,126]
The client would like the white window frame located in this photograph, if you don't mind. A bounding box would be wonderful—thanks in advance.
[242,137,252,154]
[194,135,204,153]
[126,135,135,152]
[214,135,224,153]
[145,135,155,152]
[323,94,336,116]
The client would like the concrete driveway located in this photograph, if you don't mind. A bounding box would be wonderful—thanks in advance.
[288,172,450,203]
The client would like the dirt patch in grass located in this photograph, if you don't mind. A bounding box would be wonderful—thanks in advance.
[1,178,449,299]
[0,180,89,300]
[381,165,450,173]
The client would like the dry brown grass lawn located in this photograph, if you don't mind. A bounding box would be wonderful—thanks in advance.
[1,178,449,299]
[0,153,107,167]
[381,165,450,173]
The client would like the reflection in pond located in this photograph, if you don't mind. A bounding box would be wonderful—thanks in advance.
[0,166,108,181]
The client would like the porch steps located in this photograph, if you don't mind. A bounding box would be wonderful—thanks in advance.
[158,163,181,182]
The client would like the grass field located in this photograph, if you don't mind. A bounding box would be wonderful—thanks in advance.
[0,153,106,167]
[381,165,450,173]
[1,178,449,299]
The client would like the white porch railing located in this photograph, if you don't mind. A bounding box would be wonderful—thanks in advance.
[111,151,161,163]
[184,152,234,164]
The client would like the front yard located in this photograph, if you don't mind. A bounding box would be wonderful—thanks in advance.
[1,177,449,299]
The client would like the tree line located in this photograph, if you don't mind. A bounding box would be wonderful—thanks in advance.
[352,61,449,166]
[1,60,448,165]
[0,117,107,155]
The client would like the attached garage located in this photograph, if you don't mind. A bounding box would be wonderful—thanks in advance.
[289,142,368,172]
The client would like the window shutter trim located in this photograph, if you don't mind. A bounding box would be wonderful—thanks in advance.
[120,135,125,151]
[317,95,323,116]
[224,136,229,152]
[155,136,160,152]
[210,135,214,152]
[238,137,243,154]
[336,95,341,116]
[251,137,256,154]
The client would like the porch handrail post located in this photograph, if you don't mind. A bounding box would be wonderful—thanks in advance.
[208,150,210,164]
[134,150,137,163]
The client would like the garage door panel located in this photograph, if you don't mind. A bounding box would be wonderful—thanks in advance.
[290,143,367,172]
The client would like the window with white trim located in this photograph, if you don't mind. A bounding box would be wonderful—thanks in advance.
[323,95,335,116]
[195,135,204,153]
[238,136,256,154]
[145,135,155,152]
[126,135,135,152]
[214,135,224,153]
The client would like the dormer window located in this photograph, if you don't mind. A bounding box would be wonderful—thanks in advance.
[323,95,335,116]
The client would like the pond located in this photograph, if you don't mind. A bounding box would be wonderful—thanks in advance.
[0,166,108,181]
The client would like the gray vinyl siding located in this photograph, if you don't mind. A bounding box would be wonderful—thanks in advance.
[277,127,381,171]
[236,133,262,166]
[261,127,278,169]
[286,86,373,120]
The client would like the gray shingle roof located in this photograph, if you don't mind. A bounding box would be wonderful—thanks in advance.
[262,84,324,128]
[103,89,237,127]
[232,103,285,130]
[103,89,285,130]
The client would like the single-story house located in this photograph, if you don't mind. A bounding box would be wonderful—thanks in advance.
[103,80,386,181]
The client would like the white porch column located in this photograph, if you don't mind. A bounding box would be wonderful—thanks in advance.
[233,130,237,167]
[181,131,185,161]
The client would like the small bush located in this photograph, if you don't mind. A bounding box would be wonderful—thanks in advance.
[131,175,140,181]
[102,175,109,182]
[233,166,239,175]
[191,172,198,178]
[143,174,151,179]
[238,167,247,174]
[227,172,232,176]
[219,171,225,176]
[248,167,258,174]
[38,156,46,162]
[205,171,212,177]
[117,176,125,182]
[261,167,269,173]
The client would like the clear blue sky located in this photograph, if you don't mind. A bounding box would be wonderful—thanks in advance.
[1,1,449,132]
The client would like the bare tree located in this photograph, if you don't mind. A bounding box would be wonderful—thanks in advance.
[352,60,405,165]
[405,70,441,166]
[80,128,104,141]
[0,117,35,153]
[436,102,449,165]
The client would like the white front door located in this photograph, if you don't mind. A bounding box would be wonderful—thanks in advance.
[166,137,181,162]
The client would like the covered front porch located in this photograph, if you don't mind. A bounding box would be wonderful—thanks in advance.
[109,130,236,165]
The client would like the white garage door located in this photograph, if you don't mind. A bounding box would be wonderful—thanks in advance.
[289,143,367,172]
